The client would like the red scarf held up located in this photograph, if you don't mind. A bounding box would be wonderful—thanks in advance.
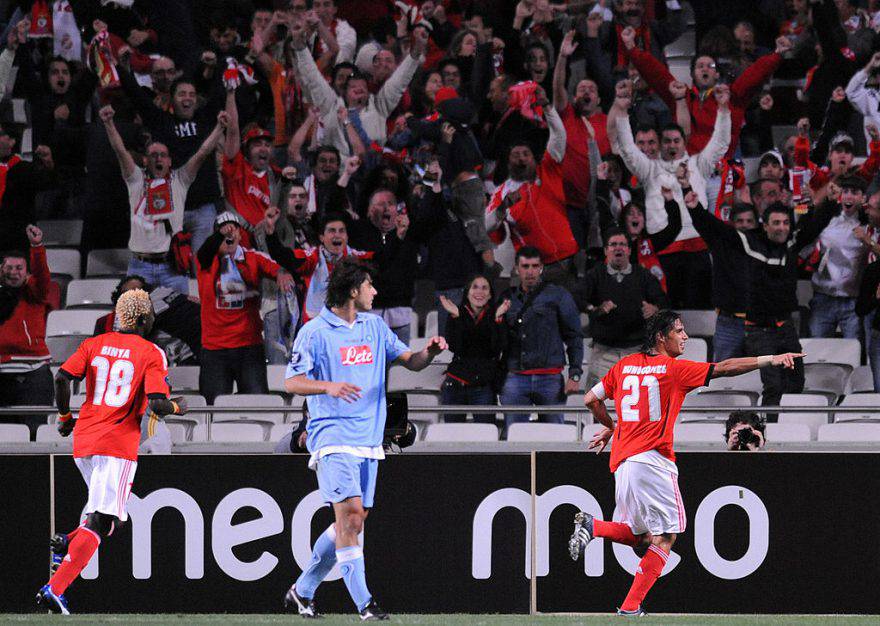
[616,22,650,69]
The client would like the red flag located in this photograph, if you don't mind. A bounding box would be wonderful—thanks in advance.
[28,0,53,39]
[87,30,120,89]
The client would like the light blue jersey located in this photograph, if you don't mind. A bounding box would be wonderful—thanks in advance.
[286,307,409,457]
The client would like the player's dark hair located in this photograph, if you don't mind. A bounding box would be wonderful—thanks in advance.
[641,309,681,354]
[515,246,542,265]
[326,257,375,309]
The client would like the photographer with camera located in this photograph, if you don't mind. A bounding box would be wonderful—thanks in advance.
[725,410,766,451]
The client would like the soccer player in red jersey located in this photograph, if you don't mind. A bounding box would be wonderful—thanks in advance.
[36,289,188,614]
[569,310,802,616]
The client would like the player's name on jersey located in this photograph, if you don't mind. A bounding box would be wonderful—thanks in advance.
[99,346,132,359]
[621,364,668,375]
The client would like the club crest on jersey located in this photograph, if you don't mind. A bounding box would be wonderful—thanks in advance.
[340,345,373,366]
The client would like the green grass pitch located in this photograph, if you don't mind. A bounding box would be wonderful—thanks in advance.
[3,615,878,625]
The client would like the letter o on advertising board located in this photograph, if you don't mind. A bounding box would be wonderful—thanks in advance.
[694,486,769,580]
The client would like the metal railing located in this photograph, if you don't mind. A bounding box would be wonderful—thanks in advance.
[1,404,877,444]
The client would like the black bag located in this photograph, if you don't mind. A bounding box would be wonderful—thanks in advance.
[383,392,416,449]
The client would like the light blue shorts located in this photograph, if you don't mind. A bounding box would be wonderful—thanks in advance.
[315,453,379,508]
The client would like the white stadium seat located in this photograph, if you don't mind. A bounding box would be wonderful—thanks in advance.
[388,363,446,393]
[678,310,717,338]
[765,423,811,443]
[800,338,861,369]
[424,310,438,338]
[0,423,30,442]
[680,392,754,422]
[817,423,880,442]
[678,338,707,362]
[407,392,441,424]
[64,279,118,308]
[424,423,499,442]
[802,363,851,402]
[704,370,763,403]
[167,366,201,393]
[46,310,104,336]
[46,335,87,364]
[36,424,68,442]
[192,422,266,442]
[212,394,286,427]
[506,423,577,442]
[848,366,875,394]
[86,248,131,277]
[46,248,81,279]
[269,423,296,443]
[674,423,725,444]
[165,423,189,443]
[266,364,290,393]
[835,394,880,422]
[779,394,830,439]
[564,393,592,425]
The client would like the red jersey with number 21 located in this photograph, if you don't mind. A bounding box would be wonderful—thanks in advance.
[60,332,169,461]
[600,353,713,472]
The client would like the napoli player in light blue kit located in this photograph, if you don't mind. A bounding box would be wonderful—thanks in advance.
[283,258,446,620]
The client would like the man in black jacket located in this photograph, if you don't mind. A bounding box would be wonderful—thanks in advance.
[348,189,419,343]
[579,228,667,388]
[407,162,482,336]
[682,190,836,412]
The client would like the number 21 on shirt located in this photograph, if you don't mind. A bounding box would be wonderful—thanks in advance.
[90,356,134,407]
[620,374,661,422]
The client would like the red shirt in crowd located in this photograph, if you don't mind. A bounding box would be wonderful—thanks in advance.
[197,246,281,350]
[0,244,51,364]
[628,47,781,156]
[61,332,169,462]
[221,153,279,229]
[487,154,578,265]
[793,135,880,192]
[599,352,713,472]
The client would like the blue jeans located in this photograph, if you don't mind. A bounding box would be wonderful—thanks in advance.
[713,313,746,361]
[500,372,564,429]
[440,377,496,423]
[808,292,861,339]
[183,203,217,255]
[435,287,464,337]
[127,257,189,294]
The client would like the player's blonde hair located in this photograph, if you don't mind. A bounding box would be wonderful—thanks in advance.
[115,288,153,331]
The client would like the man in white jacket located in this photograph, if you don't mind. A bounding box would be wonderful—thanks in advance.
[311,0,357,64]
[614,84,731,308]
[291,20,427,158]
[845,51,880,146]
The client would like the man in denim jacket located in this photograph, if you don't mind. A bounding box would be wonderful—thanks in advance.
[499,246,583,431]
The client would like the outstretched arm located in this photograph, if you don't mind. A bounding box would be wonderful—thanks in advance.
[553,30,577,112]
[584,389,615,453]
[396,336,448,371]
[712,353,804,378]
[99,105,137,180]
[224,89,240,161]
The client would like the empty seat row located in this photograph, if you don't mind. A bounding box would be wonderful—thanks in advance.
[46,248,132,280]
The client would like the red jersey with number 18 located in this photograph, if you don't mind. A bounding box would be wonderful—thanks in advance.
[599,353,713,472]
[60,332,170,461]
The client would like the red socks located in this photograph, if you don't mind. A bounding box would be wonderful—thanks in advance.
[593,520,640,547]
[48,527,100,596]
[620,544,668,611]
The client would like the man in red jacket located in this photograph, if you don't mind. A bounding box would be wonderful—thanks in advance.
[0,225,52,436]
[623,27,791,155]
[196,212,294,403]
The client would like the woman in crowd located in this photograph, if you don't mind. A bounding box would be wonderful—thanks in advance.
[438,274,508,423]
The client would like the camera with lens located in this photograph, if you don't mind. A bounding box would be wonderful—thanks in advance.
[725,410,765,451]
[733,425,758,450]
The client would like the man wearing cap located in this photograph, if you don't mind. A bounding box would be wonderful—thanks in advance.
[758,150,786,183]
[808,175,870,339]
[101,105,227,295]
[222,87,281,247]
[289,18,428,158]
[793,116,880,201]
[196,211,294,403]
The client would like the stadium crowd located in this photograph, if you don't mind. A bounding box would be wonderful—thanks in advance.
[2,0,880,442]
